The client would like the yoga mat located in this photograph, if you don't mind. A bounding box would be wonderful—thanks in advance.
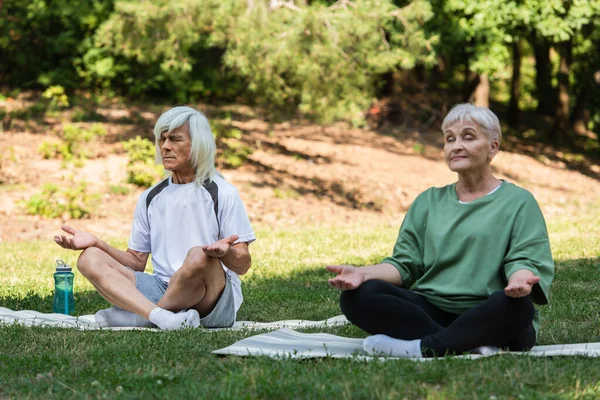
[212,328,600,360]
[0,307,349,331]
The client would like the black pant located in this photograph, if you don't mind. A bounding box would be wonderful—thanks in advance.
[340,280,536,357]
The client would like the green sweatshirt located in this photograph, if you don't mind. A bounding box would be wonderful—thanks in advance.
[382,181,554,335]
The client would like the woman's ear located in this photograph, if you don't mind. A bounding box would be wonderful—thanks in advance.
[489,138,500,160]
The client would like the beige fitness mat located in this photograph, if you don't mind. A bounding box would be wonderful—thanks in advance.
[212,328,600,360]
[0,307,349,331]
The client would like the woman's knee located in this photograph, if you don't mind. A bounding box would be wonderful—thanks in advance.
[340,280,388,320]
[490,291,535,324]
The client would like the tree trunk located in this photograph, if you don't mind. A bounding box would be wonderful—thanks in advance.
[414,64,426,84]
[430,56,446,86]
[462,51,477,102]
[570,85,588,133]
[508,39,522,128]
[552,39,573,141]
[532,38,555,115]
[472,73,489,107]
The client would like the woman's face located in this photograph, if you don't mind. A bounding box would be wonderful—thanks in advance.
[443,121,498,174]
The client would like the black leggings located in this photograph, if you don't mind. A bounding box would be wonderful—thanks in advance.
[340,280,536,357]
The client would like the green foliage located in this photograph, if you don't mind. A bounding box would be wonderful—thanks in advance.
[19,180,100,219]
[221,140,253,168]
[38,123,107,164]
[211,121,253,168]
[0,0,115,89]
[225,0,437,124]
[122,136,163,187]
[84,0,243,100]
[42,85,69,109]
[1,0,600,136]
[108,184,130,195]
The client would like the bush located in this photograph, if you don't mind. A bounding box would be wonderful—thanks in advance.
[38,123,107,164]
[42,85,69,109]
[211,121,253,169]
[122,136,163,187]
[20,180,100,219]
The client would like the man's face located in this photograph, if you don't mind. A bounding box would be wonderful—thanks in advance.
[159,124,193,173]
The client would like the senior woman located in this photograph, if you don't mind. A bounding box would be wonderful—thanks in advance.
[327,103,554,358]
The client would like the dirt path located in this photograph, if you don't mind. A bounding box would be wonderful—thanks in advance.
[1,115,599,241]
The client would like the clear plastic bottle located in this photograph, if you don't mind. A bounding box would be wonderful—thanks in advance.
[53,259,75,315]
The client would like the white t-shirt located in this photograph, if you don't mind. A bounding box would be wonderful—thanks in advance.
[128,175,256,312]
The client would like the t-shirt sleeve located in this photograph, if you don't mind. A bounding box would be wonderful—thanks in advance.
[503,193,554,305]
[218,186,256,245]
[381,192,428,288]
[128,191,152,253]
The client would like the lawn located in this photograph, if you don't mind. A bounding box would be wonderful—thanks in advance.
[1,211,599,399]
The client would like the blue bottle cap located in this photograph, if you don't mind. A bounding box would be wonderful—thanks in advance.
[55,259,72,272]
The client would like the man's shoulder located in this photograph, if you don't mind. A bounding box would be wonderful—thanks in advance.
[210,175,241,198]
[140,178,170,206]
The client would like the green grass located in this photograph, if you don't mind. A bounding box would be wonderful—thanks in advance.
[0,212,599,399]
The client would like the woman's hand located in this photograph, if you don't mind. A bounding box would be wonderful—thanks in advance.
[326,265,366,291]
[54,224,98,250]
[505,270,541,298]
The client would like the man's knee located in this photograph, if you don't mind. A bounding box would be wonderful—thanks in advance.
[181,247,220,278]
[77,247,105,278]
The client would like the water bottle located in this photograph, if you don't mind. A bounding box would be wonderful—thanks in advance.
[53,259,75,315]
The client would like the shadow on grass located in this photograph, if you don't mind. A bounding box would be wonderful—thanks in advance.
[0,290,109,316]
[0,266,342,322]
[2,257,599,346]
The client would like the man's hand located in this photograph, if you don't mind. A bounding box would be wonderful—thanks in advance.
[202,235,239,258]
[54,224,98,251]
[326,265,366,291]
[505,270,541,298]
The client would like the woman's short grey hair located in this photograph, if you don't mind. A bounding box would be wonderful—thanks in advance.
[441,103,502,145]
[153,106,217,185]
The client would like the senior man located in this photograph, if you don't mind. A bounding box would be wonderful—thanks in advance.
[55,106,255,330]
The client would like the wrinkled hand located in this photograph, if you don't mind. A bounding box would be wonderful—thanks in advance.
[326,265,365,291]
[202,235,239,258]
[54,224,98,251]
[504,275,540,298]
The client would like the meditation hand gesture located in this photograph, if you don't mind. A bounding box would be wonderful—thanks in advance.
[505,270,541,298]
[326,265,365,291]
[54,224,98,250]
[202,235,239,258]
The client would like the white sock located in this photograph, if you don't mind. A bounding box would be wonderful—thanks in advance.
[95,306,153,328]
[363,334,422,358]
[471,346,500,356]
[148,307,200,330]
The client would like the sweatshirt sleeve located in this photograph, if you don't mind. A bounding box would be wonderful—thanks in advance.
[503,193,555,305]
[381,191,428,288]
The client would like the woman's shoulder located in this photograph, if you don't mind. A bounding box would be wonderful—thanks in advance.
[499,181,538,202]
[411,184,454,207]
[419,184,454,199]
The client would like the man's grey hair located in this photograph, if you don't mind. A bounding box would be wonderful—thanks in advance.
[441,103,502,145]
[153,106,217,185]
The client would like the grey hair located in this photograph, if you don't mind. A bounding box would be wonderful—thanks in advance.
[153,106,217,185]
[441,103,502,145]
